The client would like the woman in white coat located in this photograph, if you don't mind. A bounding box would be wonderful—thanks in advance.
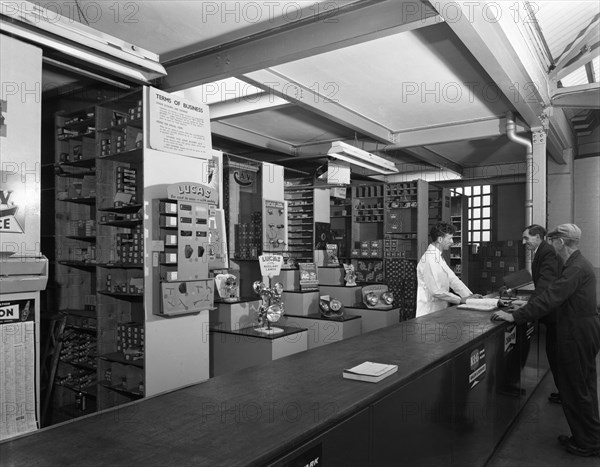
[416,221,479,317]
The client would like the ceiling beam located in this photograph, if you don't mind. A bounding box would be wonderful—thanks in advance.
[243,69,394,143]
[551,82,600,109]
[390,116,527,147]
[550,16,600,81]
[210,121,296,155]
[400,146,463,174]
[432,1,549,129]
[162,0,440,91]
[208,94,291,120]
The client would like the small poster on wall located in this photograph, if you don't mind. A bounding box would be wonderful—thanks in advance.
[314,222,332,250]
[147,87,212,159]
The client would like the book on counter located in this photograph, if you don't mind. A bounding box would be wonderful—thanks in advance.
[457,298,500,311]
[343,361,398,383]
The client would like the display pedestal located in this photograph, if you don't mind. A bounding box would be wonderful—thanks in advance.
[274,269,299,291]
[210,298,261,331]
[281,290,319,316]
[281,313,361,349]
[210,325,307,377]
[317,266,344,285]
[318,285,363,307]
[344,305,400,333]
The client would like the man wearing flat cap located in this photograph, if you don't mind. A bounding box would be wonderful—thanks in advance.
[492,223,600,457]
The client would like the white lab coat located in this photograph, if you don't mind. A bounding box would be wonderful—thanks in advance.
[415,243,472,317]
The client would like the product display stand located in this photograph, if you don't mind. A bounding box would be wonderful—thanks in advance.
[210,298,261,331]
[318,284,363,307]
[344,305,401,334]
[210,326,308,377]
[280,313,361,349]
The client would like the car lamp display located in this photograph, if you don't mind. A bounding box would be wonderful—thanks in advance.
[319,295,344,319]
[215,273,239,302]
[253,280,285,334]
[362,284,395,309]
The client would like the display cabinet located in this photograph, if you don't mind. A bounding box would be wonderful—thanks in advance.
[49,86,217,423]
[450,193,469,280]
[52,106,98,422]
[94,93,145,409]
[285,177,315,263]
[329,187,352,260]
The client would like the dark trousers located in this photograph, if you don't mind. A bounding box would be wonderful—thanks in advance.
[557,323,600,448]
[544,322,560,390]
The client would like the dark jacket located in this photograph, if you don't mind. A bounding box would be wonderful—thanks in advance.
[513,250,600,342]
[531,240,561,324]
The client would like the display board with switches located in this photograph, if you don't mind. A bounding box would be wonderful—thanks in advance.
[153,183,216,317]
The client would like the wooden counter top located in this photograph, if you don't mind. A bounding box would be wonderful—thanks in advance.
[0,308,504,467]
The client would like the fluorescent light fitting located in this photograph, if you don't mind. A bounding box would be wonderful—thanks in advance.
[327,141,398,175]
[1,1,166,81]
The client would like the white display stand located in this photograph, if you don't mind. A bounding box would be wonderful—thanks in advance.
[344,305,400,333]
[210,298,261,331]
[280,314,362,349]
[281,290,320,316]
[318,285,363,307]
[210,326,307,377]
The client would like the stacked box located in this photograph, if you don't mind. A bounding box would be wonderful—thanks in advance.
[383,236,416,258]
[468,240,525,294]
[60,332,96,368]
[385,258,418,320]
[84,294,96,311]
[67,220,96,237]
[63,244,95,262]
[351,239,383,258]
[100,209,142,224]
[116,225,143,264]
[117,322,145,361]
[100,136,111,157]
[128,100,143,121]
[234,211,262,259]
[116,166,137,204]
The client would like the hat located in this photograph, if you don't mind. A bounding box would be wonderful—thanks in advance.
[548,223,581,240]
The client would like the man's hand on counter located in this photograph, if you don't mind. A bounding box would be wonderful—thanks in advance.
[491,310,515,323]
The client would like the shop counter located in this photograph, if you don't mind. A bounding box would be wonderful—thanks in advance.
[0,307,546,467]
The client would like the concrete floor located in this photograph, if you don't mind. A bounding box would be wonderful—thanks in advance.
[486,356,600,467]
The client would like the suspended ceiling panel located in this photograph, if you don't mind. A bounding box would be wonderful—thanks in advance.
[269,22,511,132]
[217,106,359,146]
[425,136,526,167]
[31,0,343,59]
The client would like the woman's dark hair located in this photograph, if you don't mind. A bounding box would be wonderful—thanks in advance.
[430,221,455,242]
[524,224,546,238]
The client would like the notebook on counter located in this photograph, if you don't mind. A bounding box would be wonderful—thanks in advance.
[343,361,398,383]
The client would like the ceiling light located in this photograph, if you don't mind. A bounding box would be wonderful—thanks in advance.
[1,2,166,83]
[327,141,399,175]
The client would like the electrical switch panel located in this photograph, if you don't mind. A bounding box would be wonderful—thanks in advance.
[154,196,214,317]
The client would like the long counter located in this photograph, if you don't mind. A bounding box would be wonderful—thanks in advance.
[0,306,547,467]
